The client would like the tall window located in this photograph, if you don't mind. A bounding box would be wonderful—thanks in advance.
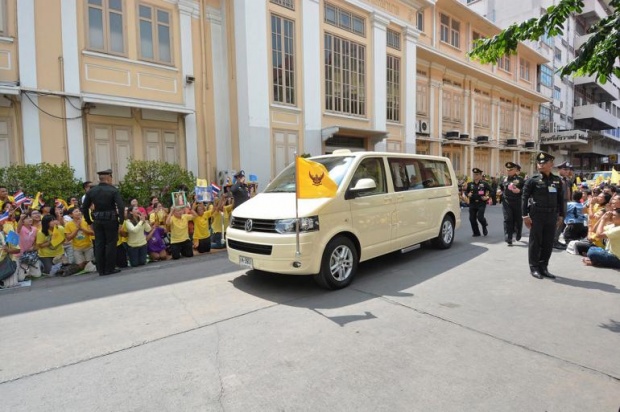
[440,13,460,48]
[554,46,562,62]
[500,104,513,132]
[497,56,511,72]
[324,3,365,37]
[387,55,400,122]
[271,14,296,105]
[519,58,530,81]
[87,0,125,55]
[324,33,366,116]
[540,65,553,87]
[553,86,561,100]
[0,0,6,36]
[416,11,424,31]
[138,4,171,64]
[386,29,400,50]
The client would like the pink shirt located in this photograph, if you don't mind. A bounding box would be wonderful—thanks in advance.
[18,225,37,256]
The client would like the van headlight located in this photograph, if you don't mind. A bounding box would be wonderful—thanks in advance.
[275,216,319,234]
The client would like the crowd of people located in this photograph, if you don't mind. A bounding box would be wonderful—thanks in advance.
[0,169,252,288]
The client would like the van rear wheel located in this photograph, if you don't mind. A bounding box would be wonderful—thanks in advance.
[314,236,358,289]
[432,215,455,249]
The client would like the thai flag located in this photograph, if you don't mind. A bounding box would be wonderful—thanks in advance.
[23,197,32,206]
[0,211,9,224]
[211,183,221,195]
[13,191,26,205]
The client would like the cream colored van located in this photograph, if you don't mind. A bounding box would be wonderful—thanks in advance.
[226,151,461,289]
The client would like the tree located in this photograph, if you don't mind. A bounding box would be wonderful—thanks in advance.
[468,0,620,84]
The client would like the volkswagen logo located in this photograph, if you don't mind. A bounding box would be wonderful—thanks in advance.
[244,219,253,232]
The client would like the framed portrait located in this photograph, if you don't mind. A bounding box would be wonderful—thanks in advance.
[171,191,188,208]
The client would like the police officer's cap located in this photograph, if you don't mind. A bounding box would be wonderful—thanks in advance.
[97,168,113,176]
[472,168,483,174]
[557,161,573,170]
[235,170,245,178]
[505,162,521,170]
[536,151,555,164]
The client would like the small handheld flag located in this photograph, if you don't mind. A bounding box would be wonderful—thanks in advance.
[6,230,19,245]
[13,191,26,205]
[0,211,9,224]
[211,183,221,195]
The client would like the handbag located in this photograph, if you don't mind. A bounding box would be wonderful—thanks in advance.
[0,254,17,281]
[19,250,39,267]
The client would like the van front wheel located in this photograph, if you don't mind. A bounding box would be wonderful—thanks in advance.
[314,236,358,289]
[432,215,455,249]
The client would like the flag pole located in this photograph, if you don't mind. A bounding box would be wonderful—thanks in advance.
[294,153,300,257]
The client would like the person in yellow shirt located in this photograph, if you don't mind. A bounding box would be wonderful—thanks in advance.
[125,206,151,267]
[36,215,65,275]
[193,202,214,254]
[64,208,95,272]
[0,186,15,212]
[211,195,233,249]
[149,203,167,226]
[166,205,196,259]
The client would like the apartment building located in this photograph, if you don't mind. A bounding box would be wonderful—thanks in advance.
[464,0,620,173]
[0,0,547,193]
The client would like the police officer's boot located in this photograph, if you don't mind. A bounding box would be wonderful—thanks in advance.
[539,267,556,279]
[530,266,543,279]
[482,225,488,236]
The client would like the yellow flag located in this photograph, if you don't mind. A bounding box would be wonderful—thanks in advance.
[31,192,43,210]
[612,168,620,184]
[575,176,581,184]
[296,157,338,199]
[572,183,578,193]
[595,175,603,187]
[196,178,208,187]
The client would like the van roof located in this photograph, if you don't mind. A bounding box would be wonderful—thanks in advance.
[314,151,449,162]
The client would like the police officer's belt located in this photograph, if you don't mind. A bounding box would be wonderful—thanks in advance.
[531,206,557,213]
[93,211,117,221]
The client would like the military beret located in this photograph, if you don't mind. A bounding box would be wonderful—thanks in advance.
[536,151,555,164]
[505,162,521,170]
[472,168,483,174]
[97,168,113,175]
[557,161,573,170]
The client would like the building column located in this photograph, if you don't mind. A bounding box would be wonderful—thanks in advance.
[432,80,443,156]
[17,0,41,164]
[234,0,270,189]
[463,89,470,173]
[404,28,418,154]
[179,1,200,175]
[302,0,322,156]
[207,6,233,174]
[371,13,389,151]
[61,0,86,179]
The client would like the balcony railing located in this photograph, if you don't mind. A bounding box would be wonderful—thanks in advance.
[574,104,619,130]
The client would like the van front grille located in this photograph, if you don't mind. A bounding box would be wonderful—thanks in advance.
[230,217,277,233]
[227,239,273,255]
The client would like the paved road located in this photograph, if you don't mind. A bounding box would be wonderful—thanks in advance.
[1,206,619,411]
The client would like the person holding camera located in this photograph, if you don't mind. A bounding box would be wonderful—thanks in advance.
[124,206,151,267]
[500,162,525,246]
[231,170,250,210]
[584,199,620,269]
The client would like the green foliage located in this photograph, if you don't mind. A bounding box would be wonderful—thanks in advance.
[469,0,620,83]
[118,159,195,208]
[0,162,83,202]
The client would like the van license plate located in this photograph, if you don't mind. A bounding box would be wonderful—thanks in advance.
[239,256,253,268]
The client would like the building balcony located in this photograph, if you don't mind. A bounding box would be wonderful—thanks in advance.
[574,75,619,102]
[576,0,608,24]
[574,32,594,51]
[573,104,619,130]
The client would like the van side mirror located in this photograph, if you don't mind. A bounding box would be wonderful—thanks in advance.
[345,178,376,199]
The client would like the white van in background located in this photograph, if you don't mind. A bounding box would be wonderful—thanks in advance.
[226,151,461,289]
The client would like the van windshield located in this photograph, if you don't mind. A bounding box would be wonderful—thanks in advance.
[265,156,355,193]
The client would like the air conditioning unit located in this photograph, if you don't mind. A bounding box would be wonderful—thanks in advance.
[524,141,535,149]
[445,130,460,140]
[560,101,564,109]
[476,135,489,144]
[506,138,518,146]
[459,133,470,141]
[418,120,430,135]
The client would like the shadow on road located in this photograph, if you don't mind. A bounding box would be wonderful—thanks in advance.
[552,276,620,294]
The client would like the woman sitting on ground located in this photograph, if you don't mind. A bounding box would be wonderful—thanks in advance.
[124,206,151,267]
[573,192,612,256]
[166,205,197,260]
[146,220,169,262]
[35,215,65,275]
[583,199,620,268]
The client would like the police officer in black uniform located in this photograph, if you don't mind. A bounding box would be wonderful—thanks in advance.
[500,162,525,246]
[464,168,492,237]
[81,169,125,276]
[522,152,565,279]
[230,170,250,210]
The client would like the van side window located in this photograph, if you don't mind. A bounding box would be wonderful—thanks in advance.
[388,157,452,189]
[350,157,387,196]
